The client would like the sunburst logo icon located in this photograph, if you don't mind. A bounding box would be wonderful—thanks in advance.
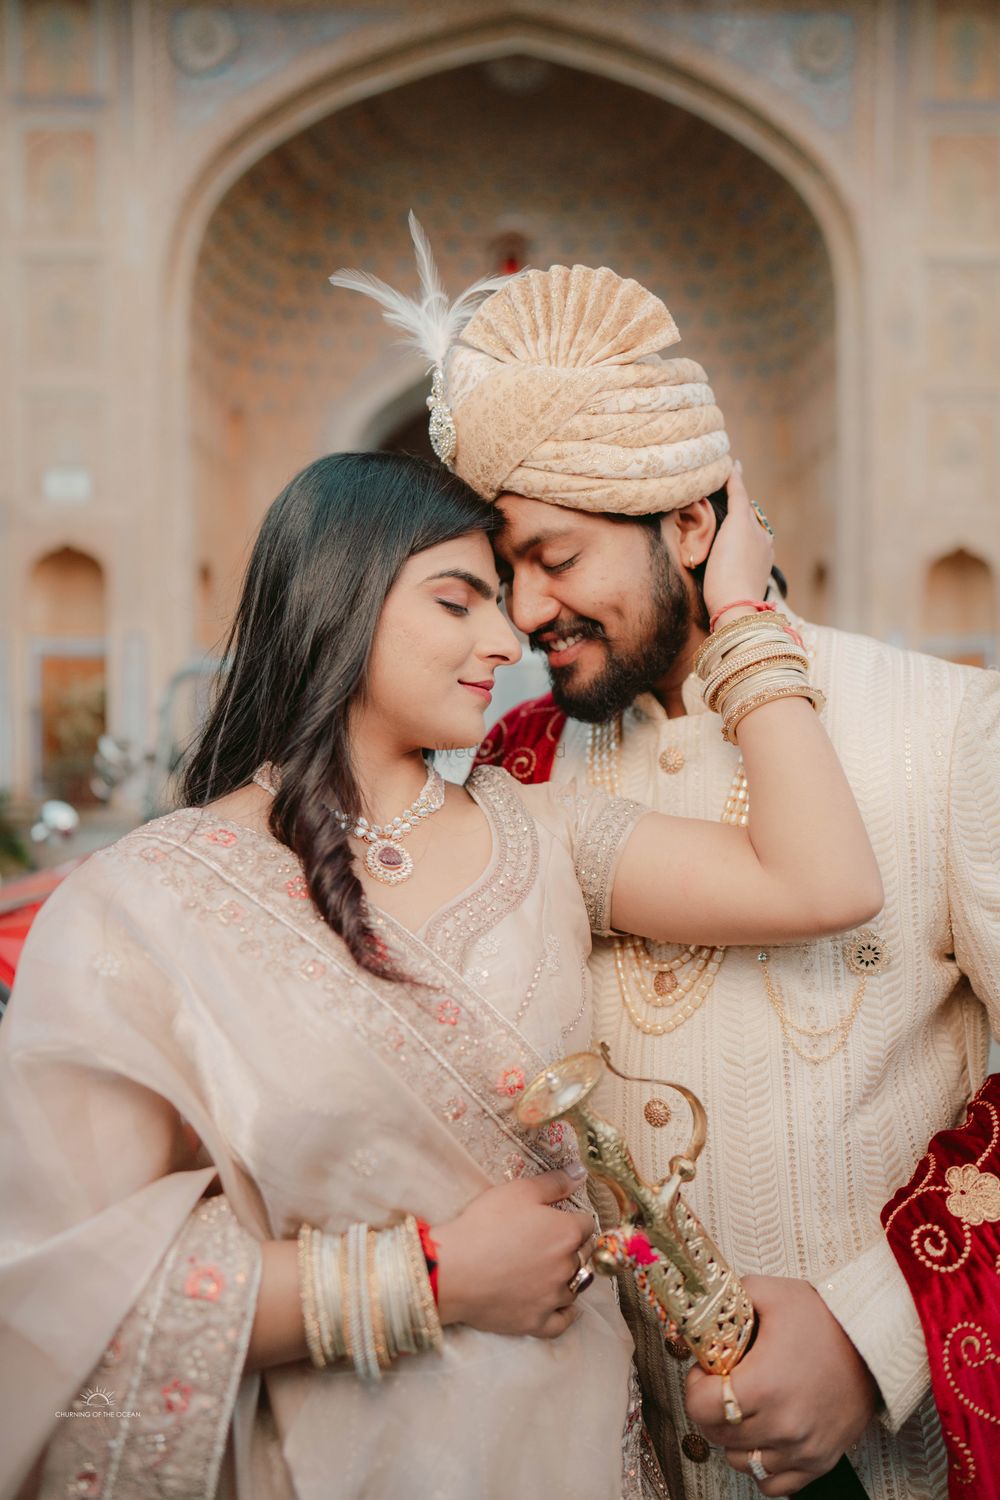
[81,1386,115,1407]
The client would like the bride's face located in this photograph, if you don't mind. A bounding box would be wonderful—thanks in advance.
[363,531,521,753]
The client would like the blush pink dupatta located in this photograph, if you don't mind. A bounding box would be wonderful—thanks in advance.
[0,792,642,1500]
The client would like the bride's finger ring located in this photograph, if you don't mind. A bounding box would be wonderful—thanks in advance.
[751,500,774,536]
[568,1263,595,1296]
[747,1448,770,1482]
[721,1372,743,1424]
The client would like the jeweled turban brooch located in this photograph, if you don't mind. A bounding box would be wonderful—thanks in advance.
[329,213,518,470]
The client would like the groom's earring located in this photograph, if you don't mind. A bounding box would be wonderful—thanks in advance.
[688,554,696,569]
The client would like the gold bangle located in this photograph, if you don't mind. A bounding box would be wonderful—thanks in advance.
[367,1226,391,1370]
[704,654,809,712]
[403,1214,444,1354]
[707,658,807,708]
[297,1223,327,1369]
[693,612,796,675]
[693,609,784,664]
[339,1231,354,1367]
[711,663,810,719]
[722,684,825,744]
[723,682,822,736]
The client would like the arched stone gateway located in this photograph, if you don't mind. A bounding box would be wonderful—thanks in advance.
[188,58,840,637]
[164,13,862,662]
[11,5,998,800]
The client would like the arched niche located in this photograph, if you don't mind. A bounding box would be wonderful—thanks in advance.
[921,548,997,666]
[28,546,105,636]
[188,58,838,631]
[27,547,107,800]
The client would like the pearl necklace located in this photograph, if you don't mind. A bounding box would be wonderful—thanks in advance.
[332,763,446,886]
[587,716,747,1036]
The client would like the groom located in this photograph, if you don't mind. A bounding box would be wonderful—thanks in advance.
[439,265,999,1497]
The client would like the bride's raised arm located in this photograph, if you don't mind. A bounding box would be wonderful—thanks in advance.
[602,470,882,948]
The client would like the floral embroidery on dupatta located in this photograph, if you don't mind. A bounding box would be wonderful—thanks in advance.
[41,1196,261,1499]
[112,806,583,1192]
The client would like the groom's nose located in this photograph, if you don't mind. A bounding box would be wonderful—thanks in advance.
[507,569,561,638]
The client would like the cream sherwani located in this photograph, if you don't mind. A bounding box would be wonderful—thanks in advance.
[550,616,1000,1500]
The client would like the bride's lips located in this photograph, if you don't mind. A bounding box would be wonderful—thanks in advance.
[459,680,493,703]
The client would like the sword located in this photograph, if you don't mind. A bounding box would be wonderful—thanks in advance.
[517,1047,868,1498]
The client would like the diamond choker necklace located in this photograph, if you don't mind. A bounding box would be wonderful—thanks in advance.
[332,763,446,886]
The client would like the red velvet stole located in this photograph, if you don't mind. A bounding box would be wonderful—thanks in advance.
[881,1075,1000,1498]
[473,693,567,784]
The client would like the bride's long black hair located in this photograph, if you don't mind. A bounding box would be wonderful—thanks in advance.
[181,451,498,979]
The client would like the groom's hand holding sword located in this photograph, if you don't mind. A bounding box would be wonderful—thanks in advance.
[517,1050,872,1499]
[686,1274,879,1495]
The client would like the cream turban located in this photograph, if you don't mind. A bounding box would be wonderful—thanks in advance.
[329,219,732,517]
[446,264,733,515]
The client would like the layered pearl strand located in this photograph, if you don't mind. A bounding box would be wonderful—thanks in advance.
[587,716,748,1037]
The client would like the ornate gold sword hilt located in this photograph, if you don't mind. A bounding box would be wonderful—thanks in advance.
[517,1044,755,1376]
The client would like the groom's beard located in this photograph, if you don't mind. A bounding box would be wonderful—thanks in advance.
[534,545,697,724]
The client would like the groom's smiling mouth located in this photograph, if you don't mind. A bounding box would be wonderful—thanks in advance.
[532,620,606,668]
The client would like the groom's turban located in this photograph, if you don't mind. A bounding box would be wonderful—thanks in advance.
[446,264,733,515]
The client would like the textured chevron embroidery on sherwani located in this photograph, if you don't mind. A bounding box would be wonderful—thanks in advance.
[549,615,1000,1500]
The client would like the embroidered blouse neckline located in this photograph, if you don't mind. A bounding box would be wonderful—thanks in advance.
[167,770,506,949]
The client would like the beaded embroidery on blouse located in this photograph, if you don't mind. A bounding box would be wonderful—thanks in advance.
[422,764,539,973]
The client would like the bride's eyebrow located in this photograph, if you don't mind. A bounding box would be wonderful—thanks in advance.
[423,569,497,600]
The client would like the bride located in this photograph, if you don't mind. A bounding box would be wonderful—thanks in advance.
[0,449,880,1500]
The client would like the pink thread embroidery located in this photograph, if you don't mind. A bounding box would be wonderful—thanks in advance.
[183,1263,224,1301]
[496,1067,526,1098]
[161,1378,192,1414]
[436,1000,461,1026]
[204,828,238,847]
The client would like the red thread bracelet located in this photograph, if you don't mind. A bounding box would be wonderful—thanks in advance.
[708,599,775,633]
[415,1218,440,1304]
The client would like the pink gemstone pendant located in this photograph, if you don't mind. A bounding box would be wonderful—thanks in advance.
[365,838,414,885]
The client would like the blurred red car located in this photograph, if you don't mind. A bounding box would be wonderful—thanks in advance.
[0,862,85,1013]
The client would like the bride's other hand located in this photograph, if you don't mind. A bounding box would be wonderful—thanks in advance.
[433,1166,594,1338]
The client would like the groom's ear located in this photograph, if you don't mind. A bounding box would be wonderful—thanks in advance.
[662,499,718,568]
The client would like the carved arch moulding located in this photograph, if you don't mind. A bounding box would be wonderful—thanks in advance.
[158,9,869,626]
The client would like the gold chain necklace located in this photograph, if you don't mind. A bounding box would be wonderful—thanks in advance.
[587,717,747,1036]
[755,930,890,1064]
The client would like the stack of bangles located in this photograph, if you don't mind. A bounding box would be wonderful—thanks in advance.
[693,602,826,746]
[297,1214,443,1381]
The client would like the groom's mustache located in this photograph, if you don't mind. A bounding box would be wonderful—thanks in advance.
[528,617,607,656]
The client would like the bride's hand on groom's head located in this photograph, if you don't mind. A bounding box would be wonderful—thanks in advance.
[701,461,775,623]
[432,1164,595,1339]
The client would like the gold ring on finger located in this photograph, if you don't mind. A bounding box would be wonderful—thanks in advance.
[747,1449,770,1482]
[751,501,775,537]
[568,1263,595,1297]
[721,1372,743,1424]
